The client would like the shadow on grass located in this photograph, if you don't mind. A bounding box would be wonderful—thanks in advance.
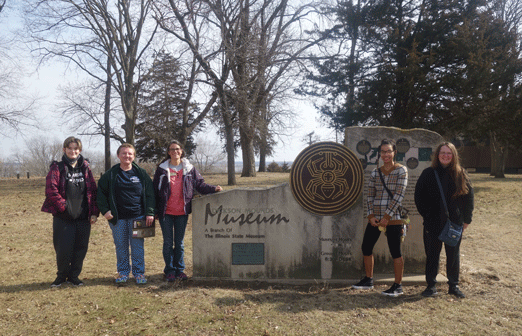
[0,273,175,292]
[0,276,119,293]
[1,276,425,313]
[148,278,426,312]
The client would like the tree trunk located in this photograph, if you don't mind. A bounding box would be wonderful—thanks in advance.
[490,132,507,178]
[258,141,267,172]
[104,82,111,171]
[123,107,136,145]
[240,130,256,177]
[104,50,112,172]
[224,114,236,186]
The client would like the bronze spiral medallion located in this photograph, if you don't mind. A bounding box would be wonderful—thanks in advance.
[290,142,364,215]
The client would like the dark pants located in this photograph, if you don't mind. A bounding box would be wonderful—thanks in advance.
[53,216,91,279]
[423,225,461,287]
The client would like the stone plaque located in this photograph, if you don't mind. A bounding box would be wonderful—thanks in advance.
[290,141,364,215]
[232,243,265,265]
[396,138,411,154]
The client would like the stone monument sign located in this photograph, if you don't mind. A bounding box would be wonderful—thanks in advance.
[192,127,443,281]
[192,142,365,281]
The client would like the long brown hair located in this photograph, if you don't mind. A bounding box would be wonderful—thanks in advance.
[159,140,185,165]
[431,142,470,197]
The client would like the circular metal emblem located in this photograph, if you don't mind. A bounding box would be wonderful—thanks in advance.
[407,157,419,170]
[290,142,364,216]
[356,140,372,155]
[396,138,410,154]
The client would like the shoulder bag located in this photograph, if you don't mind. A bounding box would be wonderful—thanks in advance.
[434,170,462,247]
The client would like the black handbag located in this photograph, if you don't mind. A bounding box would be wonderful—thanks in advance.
[434,171,462,246]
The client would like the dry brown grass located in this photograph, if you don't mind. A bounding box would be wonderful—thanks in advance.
[0,173,521,335]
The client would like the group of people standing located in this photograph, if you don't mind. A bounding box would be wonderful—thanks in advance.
[352,140,474,298]
[42,136,474,298]
[42,137,221,287]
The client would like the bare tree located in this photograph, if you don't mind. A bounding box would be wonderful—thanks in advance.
[302,131,320,146]
[59,81,125,142]
[156,0,327,178]
[153,0,236,184]
[13,137,63,177]
[0,2,38,135]
[23,0,158,147]
[192,136,226,174]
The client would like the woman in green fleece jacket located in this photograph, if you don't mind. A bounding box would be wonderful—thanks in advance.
[97,143,155,284]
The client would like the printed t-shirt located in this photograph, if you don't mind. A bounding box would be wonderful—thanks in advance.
[115,167,143,219]
[166,164,185,215]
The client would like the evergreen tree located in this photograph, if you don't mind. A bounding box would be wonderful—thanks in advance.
[135,51,199,162]
[305,0,513,130]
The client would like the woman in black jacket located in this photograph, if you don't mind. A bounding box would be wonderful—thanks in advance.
[414,142,474,298]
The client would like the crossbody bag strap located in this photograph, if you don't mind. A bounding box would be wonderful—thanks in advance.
[433,170,450,218]
[378,167,409,220]
[377,168,394,199]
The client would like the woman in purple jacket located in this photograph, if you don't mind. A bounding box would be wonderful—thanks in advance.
[153,140,222,281]
[41,137,99,287]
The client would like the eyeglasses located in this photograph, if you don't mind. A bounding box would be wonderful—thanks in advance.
[169,148,182,152]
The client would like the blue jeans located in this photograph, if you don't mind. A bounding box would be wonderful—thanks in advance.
[159,214,188,276]
[110,217,145,277]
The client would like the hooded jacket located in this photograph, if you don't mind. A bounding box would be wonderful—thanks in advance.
[41,155,99,220]
[96,162,155,225]
[153,158,218,218]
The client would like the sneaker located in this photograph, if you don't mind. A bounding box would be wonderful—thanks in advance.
[352,276,374,289]
[115,273,129,284]
[176,272,188,281]
[448,286,465,298]
[68,277,84,286]
[421,286,438,297]
[135,274,147,284]
[382,283,403,297]
[166,273,177,282]
[51,277,67,288]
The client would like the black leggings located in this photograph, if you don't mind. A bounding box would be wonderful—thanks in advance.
[361,222,403,259]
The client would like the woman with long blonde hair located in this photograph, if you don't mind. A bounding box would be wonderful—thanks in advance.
[415,142,474,298]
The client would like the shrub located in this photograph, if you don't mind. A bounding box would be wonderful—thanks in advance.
[267,161,282,172]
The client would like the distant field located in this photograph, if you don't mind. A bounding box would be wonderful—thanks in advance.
[0,173,521,335]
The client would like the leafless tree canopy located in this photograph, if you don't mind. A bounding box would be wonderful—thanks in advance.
[192,136,226,173]
[23,0,159,144]
[0,1,39,135]
[155,0,327,178]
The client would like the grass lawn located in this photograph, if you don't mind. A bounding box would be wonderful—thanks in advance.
[0,173,521,335]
